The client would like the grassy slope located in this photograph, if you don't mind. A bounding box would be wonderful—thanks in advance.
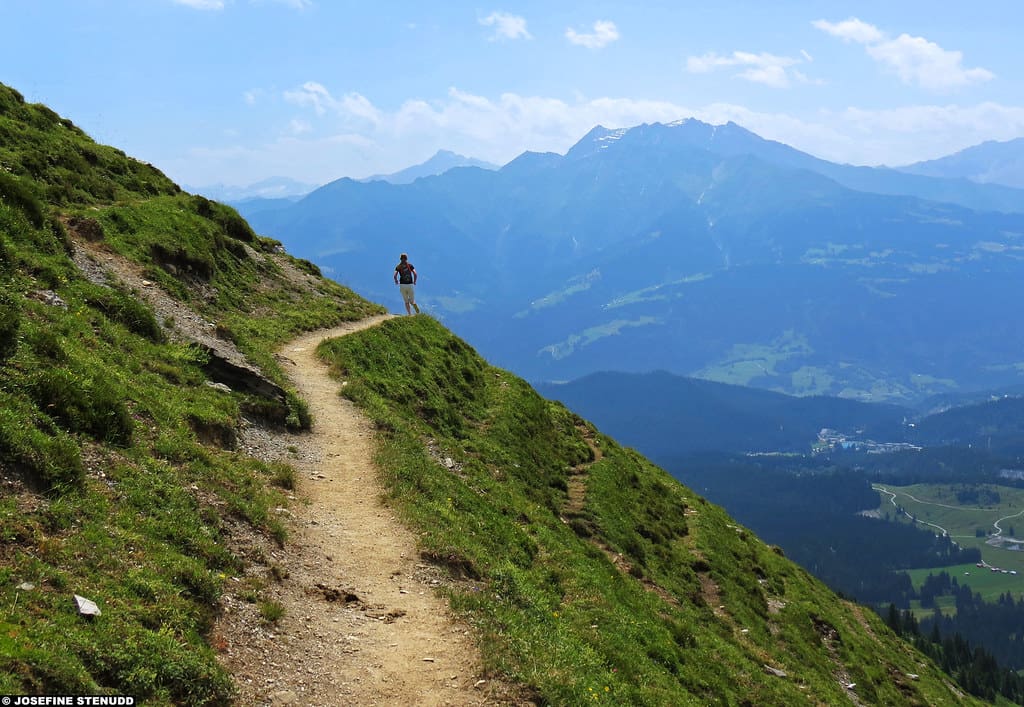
[0,83,382,703]
[0,81,984,705]
[319,316,981,706]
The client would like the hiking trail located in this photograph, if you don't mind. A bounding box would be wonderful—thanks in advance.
[215,315,509,706]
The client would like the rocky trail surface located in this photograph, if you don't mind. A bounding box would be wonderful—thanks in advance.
[216,316,515,706]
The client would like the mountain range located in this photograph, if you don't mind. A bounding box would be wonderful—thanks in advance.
[187,150,499,206]
[239,119,1024,403]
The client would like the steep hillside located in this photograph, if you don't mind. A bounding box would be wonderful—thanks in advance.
[0,83,382,702]
[318,315,979,705]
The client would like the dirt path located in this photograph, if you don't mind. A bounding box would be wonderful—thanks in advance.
[218,316,501,706]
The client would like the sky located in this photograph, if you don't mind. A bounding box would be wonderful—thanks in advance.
[3,1,1024,189]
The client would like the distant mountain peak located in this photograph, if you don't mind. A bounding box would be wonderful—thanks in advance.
[899,137,1024,190]
[362,150,499,185]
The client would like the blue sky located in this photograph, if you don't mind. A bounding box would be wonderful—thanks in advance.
[3,1,1023,188]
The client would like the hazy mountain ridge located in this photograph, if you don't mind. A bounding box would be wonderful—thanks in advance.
[242,119,1024,402]
[538,370,910,459]
[360,149,499,184]
[187,175,318,202]
[538,369,1024,459]
[900,137,1024,190]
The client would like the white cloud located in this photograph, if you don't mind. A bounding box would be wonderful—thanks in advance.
[814,17,994,91]
[284,82,382,128]
[173,0,225,9]
[687,51,804,88]
[565,20,619,49]
[172,82,1024,186]
[867,34,994,91]
[284,81,335,116]
[479,11,531,41]
[811,17,883,44]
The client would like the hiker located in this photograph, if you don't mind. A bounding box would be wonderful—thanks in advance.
[394,253,420,315]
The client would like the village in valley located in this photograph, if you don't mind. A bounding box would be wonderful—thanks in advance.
[816,428,922,455]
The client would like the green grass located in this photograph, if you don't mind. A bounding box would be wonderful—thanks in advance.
[877,483,1024,600]
[0,81,384,702]
[318,315,982,706]
[539,316,659,360]
[695,329,812,387]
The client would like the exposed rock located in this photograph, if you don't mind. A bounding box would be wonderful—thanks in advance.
[28,289,67,309]
[269,689,299,705]
[74,594,101,617]
[64,215,105,241]
[200,345,286,402]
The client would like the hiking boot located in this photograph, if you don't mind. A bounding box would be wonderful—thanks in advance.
[413,303,420,314]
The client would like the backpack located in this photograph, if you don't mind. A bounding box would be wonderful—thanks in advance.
[397,262,414,284]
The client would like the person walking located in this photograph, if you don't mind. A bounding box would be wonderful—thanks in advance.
[394,253,420,315]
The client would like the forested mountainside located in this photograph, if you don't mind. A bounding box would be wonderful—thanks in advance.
[0,82,983,704]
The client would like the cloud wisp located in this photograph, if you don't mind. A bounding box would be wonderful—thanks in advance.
[813,17,994,91]
[172,0,225,9]
[565,20,620,49]
[686,51,810,88]
[173,0,314,10]
[479,11,532,41]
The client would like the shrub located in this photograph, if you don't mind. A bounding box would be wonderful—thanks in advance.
[30,367,133,446]
[258,601,285,623]
[295,258,321,277]
[284,391,311,431]
[0,172,45,228]
[0,401,84,491]
[192,195,256,243]
[82,284,164,343]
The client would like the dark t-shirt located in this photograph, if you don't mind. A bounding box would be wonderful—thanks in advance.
[396,262,415,284]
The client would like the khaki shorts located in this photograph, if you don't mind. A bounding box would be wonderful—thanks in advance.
[399,283,416,304]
